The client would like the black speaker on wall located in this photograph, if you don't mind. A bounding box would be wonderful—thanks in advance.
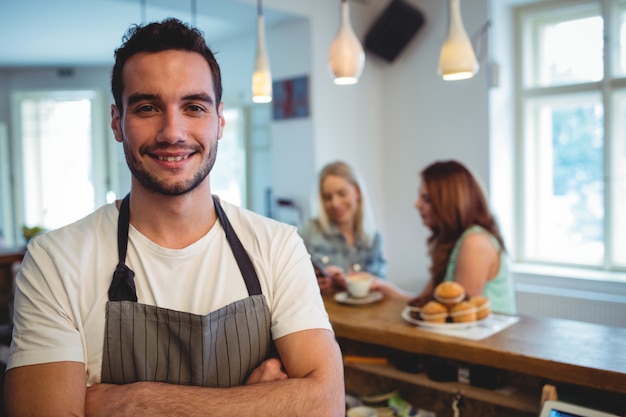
[364,0,426,63]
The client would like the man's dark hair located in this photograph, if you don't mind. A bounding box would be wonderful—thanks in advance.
[111,18,222,111]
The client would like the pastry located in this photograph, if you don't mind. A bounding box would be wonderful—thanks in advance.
[434,282,466,305]
[450,301,477,323]
[420,301,449,323]
[469,296,491,320]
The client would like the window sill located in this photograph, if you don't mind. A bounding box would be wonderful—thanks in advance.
[511,262,626,300]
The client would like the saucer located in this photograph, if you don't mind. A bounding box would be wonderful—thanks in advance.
[347,406,378,417]
[334,291,383,305]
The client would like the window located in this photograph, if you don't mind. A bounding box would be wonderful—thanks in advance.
[211,107,247,207]
[517,0,626,271]
[11,90,108,237]
[0,122,11,247]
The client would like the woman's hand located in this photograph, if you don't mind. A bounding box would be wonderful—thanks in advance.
[316,275,333,293]
[409,277,435,306]
[407,294,432,307]
[325,266,346,290]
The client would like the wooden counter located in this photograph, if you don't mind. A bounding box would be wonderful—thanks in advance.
[0,247,25,330]
[0,247,25,295]
[324,292,626,415]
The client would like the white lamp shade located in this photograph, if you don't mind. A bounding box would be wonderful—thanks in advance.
[328,1,365,85]
[438,0,478,81]
[252,15,272,103]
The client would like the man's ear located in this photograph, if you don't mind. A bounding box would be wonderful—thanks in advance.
[111,104,123,143]
[217,102,225,140]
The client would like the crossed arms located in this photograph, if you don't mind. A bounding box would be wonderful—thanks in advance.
[4,328,345,417]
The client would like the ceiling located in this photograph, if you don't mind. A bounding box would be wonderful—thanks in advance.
[0,0,298,67]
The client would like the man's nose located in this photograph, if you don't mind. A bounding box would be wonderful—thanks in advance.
[157,111,186,143]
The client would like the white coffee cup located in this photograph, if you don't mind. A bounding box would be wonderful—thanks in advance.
[346,273,373,298]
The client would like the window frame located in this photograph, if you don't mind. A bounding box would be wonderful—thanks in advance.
[515,0,626,274]
[10,89,108,242]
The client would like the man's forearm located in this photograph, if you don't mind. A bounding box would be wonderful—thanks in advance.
[86,374,344,417]
[86,329,345,416]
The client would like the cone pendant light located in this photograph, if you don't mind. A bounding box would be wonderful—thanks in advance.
[438,0,478,81]
[328,0,365,85]
[252,0,272,103]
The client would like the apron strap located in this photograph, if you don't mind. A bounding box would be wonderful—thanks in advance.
[108,194,262,301]
[213,196,262,296]
[109,194,138,302]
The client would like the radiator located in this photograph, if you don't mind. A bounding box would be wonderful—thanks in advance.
[515,284,626,328]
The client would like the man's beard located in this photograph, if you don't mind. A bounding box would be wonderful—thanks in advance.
[122,139,218,196]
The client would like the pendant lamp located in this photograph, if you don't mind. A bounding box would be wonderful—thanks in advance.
[438,0,478,81]
[252,0,272,103]
[328,0,365,85]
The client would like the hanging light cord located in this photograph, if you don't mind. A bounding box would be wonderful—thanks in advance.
[258,0,262,17]
[140,0,147,23]
[191,0,197,27]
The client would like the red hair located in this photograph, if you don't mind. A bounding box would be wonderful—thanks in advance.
[421,160,505,285]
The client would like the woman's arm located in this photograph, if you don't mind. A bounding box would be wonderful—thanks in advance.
[453,232,500,297]
[405,277,435,307]
[370,278,412,300]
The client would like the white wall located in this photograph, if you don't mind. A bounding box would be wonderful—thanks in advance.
[381,0,490,292]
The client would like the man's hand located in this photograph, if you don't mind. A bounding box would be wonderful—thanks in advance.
[245,357,288,385]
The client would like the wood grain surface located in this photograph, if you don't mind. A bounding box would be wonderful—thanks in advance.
[324,292,626,395]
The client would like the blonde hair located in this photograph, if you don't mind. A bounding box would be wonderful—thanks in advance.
[312,161,377,244]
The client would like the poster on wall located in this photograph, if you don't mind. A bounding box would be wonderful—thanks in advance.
[272,75,310,120]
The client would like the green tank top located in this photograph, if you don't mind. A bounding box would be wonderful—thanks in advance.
[443,225,517,315]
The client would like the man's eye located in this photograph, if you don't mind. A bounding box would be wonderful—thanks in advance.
[187,104,206,113]
[136,105,156,113]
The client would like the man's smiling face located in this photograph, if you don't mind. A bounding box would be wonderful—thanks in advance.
[111,49,225,196]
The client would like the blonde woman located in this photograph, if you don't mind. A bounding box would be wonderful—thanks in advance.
[299,161,386,292]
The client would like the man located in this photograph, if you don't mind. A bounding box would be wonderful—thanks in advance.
[5,18,344,416]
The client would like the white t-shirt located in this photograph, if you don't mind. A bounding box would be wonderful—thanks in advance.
[8,199,331,385]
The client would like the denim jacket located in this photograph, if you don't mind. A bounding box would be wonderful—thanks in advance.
[298,219,387,279]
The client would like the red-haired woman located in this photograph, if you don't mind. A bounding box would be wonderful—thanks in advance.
[411,160,516,314]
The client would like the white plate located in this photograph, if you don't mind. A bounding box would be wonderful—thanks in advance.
[334,291,383,305]
[347,406,378,417]
[401,306,490,329]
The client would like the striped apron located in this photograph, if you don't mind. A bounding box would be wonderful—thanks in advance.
[101,195,273,387]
